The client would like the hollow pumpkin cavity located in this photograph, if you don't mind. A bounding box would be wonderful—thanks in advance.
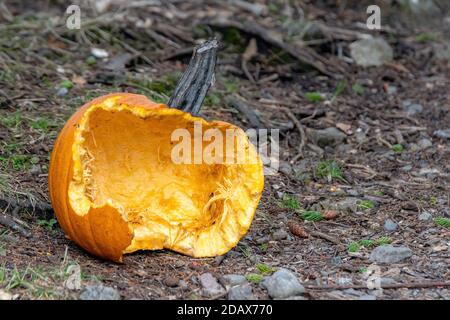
[67,101,263,258]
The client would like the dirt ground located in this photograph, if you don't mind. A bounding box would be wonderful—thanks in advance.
[0,1,449,300]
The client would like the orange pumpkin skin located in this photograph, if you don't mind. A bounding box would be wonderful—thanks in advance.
[49,93,264,262]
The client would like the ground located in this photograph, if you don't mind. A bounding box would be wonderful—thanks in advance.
[0,1,449,300]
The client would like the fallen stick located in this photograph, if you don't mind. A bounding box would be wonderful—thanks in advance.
[305,281,450,291]
[0,196,53,219]
[280,107,306,161]
[307,229,341,245]
[0,214,31,238]
[205,18,346,77]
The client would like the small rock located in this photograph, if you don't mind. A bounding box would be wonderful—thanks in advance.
[308,127,346,147]
[199,273,226,297]
[56,87,69,97]
[402,100,423,116]
[272,229,288,240]
[418,212,432,221]
[401,164,413,172]
[30,165,41,174]
[350,37,393,67]
[163,276,179,288]
[434,129,450,139]
[380,277,397,286]
[256,235,270,244]
[91,47,109,59]
[261,268,305,299]
[369,245,413,264]
[228,284,255,300]
[220,274,248,287]
[279,161,293,175]
[79,284,120,300]
[417,138,432,150]
[384,219,398,231]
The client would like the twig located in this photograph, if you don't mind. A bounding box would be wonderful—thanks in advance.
[305,281,450,291]
[306,229,341,245]
[205,18,345,77]
[226,95,263,128]
[0,214,31,238]
[280,107,306,162]
[0,196,53,219]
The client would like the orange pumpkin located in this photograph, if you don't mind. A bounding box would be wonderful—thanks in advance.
[49,93,264,262]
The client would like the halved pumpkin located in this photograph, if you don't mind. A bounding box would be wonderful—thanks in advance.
[49,93,264,262]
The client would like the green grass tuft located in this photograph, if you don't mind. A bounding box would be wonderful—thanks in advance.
[246,273,263,284]
[300,211,324,222]
[315,160,344,182]
[305,92,323,103]
[357,200,376,211]
[278,194,301,210]
[435,217,450,229]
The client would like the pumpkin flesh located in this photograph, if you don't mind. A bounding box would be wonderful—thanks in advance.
[49,93,264,262]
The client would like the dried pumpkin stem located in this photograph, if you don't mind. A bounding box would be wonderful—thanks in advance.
[168,39,218,115]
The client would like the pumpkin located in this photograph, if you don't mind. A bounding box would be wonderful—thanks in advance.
[48,92,264,262]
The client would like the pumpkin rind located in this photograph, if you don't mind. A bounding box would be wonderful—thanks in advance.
[49,93,264,262]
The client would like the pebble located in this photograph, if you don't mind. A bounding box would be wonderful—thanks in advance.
[433,129,450,139]
[220,274,248,287]
[349,37,393,67]
[369,245,413,264]
[417,138,432,149]
[418,212,432,221]
[228,284,255,300]
[308,127,346,147]
[272,229,288,240]
[402,100,423,116]
[79,284,120,300]
[56,87,69,97]
[163,276,179,288]
[384,219,398,231]
[91,47,109,58]
[279,161,293,175]
[199,273,226,297]
[261,268,305,299]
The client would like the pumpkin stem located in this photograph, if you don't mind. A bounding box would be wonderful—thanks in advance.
[168,39,218,115]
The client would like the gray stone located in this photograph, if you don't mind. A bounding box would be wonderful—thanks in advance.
[402,100,423,116]
[228,284,255,300]
[350,37,393,67]
[418,212,432,221]
[272,229,288,240]
[79,284,120,300]
[434,129,450,139]
[380,277,397,286]
[279,161,293,175]
[370,245,413,264]
[384,219,398,231]
[261,268,305,299]
[199,273,226,297]
[401,165,413,172]
[417,138,432,150]
[220,274,248,287]
[56,87,69,96]
[308,127,346,147]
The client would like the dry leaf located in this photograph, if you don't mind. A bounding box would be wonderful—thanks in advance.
[323,210,339,220]
[288,221,308,238]
[242,38,258,62]
[336,122,352,135]
[72,75,86,86]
